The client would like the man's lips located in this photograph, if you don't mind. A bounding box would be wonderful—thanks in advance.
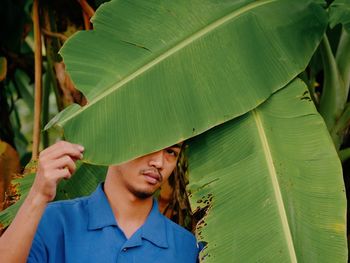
[141,169,162,185]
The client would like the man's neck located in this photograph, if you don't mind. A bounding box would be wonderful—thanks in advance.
[104,171,153,239]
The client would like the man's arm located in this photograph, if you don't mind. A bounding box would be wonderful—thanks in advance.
[0,141,84,263]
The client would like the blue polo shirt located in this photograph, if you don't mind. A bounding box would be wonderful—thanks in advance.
[27,184,199,263]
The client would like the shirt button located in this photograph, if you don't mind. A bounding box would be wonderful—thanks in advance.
[122,248,127,252]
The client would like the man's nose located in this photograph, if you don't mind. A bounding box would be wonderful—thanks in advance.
[148,150,164,169]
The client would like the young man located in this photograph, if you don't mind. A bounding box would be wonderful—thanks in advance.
[0,141,199,262]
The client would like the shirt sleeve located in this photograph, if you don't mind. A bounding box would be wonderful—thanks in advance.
[27,231,48,263]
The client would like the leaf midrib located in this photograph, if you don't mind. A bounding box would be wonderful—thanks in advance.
[60,0,276,125]
[253,109,297,263]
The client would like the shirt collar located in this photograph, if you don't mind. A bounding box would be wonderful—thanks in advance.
[87,183,169,248]
[141,199,168,248]
[87,183,118,230]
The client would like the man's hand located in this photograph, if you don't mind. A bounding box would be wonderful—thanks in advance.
[0,141,84,263]
[30,141,84,203]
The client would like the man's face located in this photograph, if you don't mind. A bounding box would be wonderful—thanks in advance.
[109,143,182,199]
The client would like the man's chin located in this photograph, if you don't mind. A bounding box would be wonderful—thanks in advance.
[133,190,155,199]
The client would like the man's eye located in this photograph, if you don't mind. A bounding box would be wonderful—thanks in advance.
[166,149,178,157]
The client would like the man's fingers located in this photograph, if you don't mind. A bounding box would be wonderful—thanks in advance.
[31,141,84,203]
[49,155,77,175]
[54,167,72,181]
[41,141,84,161]
[49,143,83,160]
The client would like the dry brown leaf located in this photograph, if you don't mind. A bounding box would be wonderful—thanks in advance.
[54,62,87,106]
[0,141,20,211]
[0,57,7,82]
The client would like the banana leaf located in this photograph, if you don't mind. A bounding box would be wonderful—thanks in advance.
[55,163,107,200]
[329,0,350,33]
[188,79,346,262]
[1,0,347,261]
[46,0,327,165]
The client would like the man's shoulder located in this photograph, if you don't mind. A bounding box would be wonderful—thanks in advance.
[46,195,89,212]
[162,215,197,244]
[32,194,92,247]
[160,215,199,261]
[48,195,89,207]
[40,195,91,226]
[163,216,194,236]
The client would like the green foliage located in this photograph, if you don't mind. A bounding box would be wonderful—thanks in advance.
[0,163,107,229]
[0,173,35,229]
[48,0,326,166]
[43,0,346,261]
[55,163,107,200]
[329,0,350,33]
[188,79,346,262]
[0,0,349,262]
[303,0,350,157]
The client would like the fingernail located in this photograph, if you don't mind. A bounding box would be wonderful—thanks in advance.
[78,145,84,152]
[80,153,84,159]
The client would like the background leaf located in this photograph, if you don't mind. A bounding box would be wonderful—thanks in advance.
[0,162,106,230]
[0,173,35,230]
[329,0,350,33]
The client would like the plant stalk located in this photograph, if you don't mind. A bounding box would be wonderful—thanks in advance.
[32,0,43,160]
[82,11,92,30]
[331,103,350,149]
[42,70,51,149]
[77,0,95,18]
[336,28,350,99]
[319,35,346,131]
[41,28,67,42]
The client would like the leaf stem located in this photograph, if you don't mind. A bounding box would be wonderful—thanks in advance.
[42,70,51,148]
[77,0,95,19]
[336,28,350,99]
[319,34,346,131]
[32,0,42,160]
[82,11,92,30]
[41,28,68,42]
[331,102,350,149]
